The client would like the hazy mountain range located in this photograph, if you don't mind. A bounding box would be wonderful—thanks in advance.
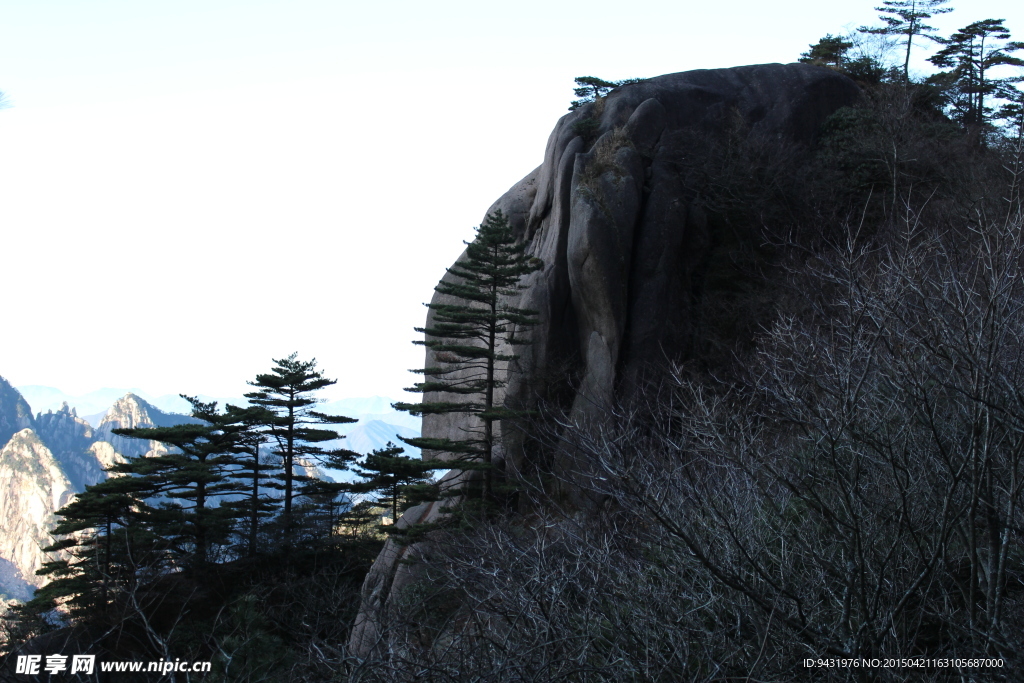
[16,386,421,431]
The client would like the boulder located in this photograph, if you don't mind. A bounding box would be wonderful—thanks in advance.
[348,63,859,656]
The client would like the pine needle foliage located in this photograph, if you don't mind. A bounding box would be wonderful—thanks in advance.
[245,354,358,537]
[799,34,855,68]
[859,0,954,80]
[350,442,445,528]
[568,76,646,110]
[395,210,542,501]
[27,474,157,618]
[928,19,1024,130]
[110,396,246,567]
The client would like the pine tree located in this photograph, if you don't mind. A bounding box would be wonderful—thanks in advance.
[395,210,542,505]
[799,34,855,68]
[244,354,357,538]
[206,403,280,557]
[928,19,1024,130]
[859,0,954,80]
[29,474,156,617]
[350,443,445,526]
[997,86,1024,139]
[568,76,645,111]
[296,458,360,541]
[111,396,243,566]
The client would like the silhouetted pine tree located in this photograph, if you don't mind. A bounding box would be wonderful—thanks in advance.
[350,443,445,527]
[111,396,243,566]
[28,473,156,617]
[859,0,954,80]
[395,210,542,505]
[245,354,357,538]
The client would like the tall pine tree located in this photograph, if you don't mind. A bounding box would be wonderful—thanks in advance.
[245,354,357,538]
[29,474,157,618]
[859,0,954,80]
[199,402,279,557]
[928,19,1024,130]
[395,210,542,504]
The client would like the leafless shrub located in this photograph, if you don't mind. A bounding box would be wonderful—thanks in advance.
[560,214,1024,679]
[346,510,737,682]
[356,213,1024,682]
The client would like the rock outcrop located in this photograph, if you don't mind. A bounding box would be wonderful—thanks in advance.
[0,376,34,447]
[0,429,74,591]
[349,63,861,656]
[35,403,103,491]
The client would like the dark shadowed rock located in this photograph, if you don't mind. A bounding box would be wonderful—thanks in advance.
[349,63,859,657]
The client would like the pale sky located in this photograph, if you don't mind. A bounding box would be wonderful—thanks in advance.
[1,0,1021,399]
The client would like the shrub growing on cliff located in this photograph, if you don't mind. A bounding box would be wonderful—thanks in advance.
[799,34,855,68]
[348,442,444,527]
[361,212,1024,681]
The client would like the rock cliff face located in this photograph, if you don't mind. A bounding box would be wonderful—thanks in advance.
[0,377,34,447]
[0,429,74,594]
[349,63,861,655]
[35,403,103,492]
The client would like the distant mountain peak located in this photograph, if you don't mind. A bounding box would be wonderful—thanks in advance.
[0,375,35,447]
[99,393,153,430]
[0,385,207,602]
[94,393,200,459]
[100,392,191,429]
[49,401,78,418]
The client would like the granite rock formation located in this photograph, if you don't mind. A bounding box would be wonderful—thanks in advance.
[93,393,197,458]
[0,378,33,447]
[0,429,74,596]
[35,403,104,492]
[349,63,861,656]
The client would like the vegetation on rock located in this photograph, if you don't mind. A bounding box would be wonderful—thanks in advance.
[394,209,542,505]
[5,2,1024,679]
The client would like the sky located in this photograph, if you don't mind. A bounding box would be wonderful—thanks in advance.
[1,0,1022,401]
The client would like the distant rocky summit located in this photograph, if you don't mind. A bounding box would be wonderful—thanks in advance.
[349,62,861,655]
[0,380,33,448]
[0,377,195,601]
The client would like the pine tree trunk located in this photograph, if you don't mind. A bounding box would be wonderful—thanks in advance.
[250,444,259,557]
[903,23,914,82]
[483,259,498,503]
[284,396,295,538]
